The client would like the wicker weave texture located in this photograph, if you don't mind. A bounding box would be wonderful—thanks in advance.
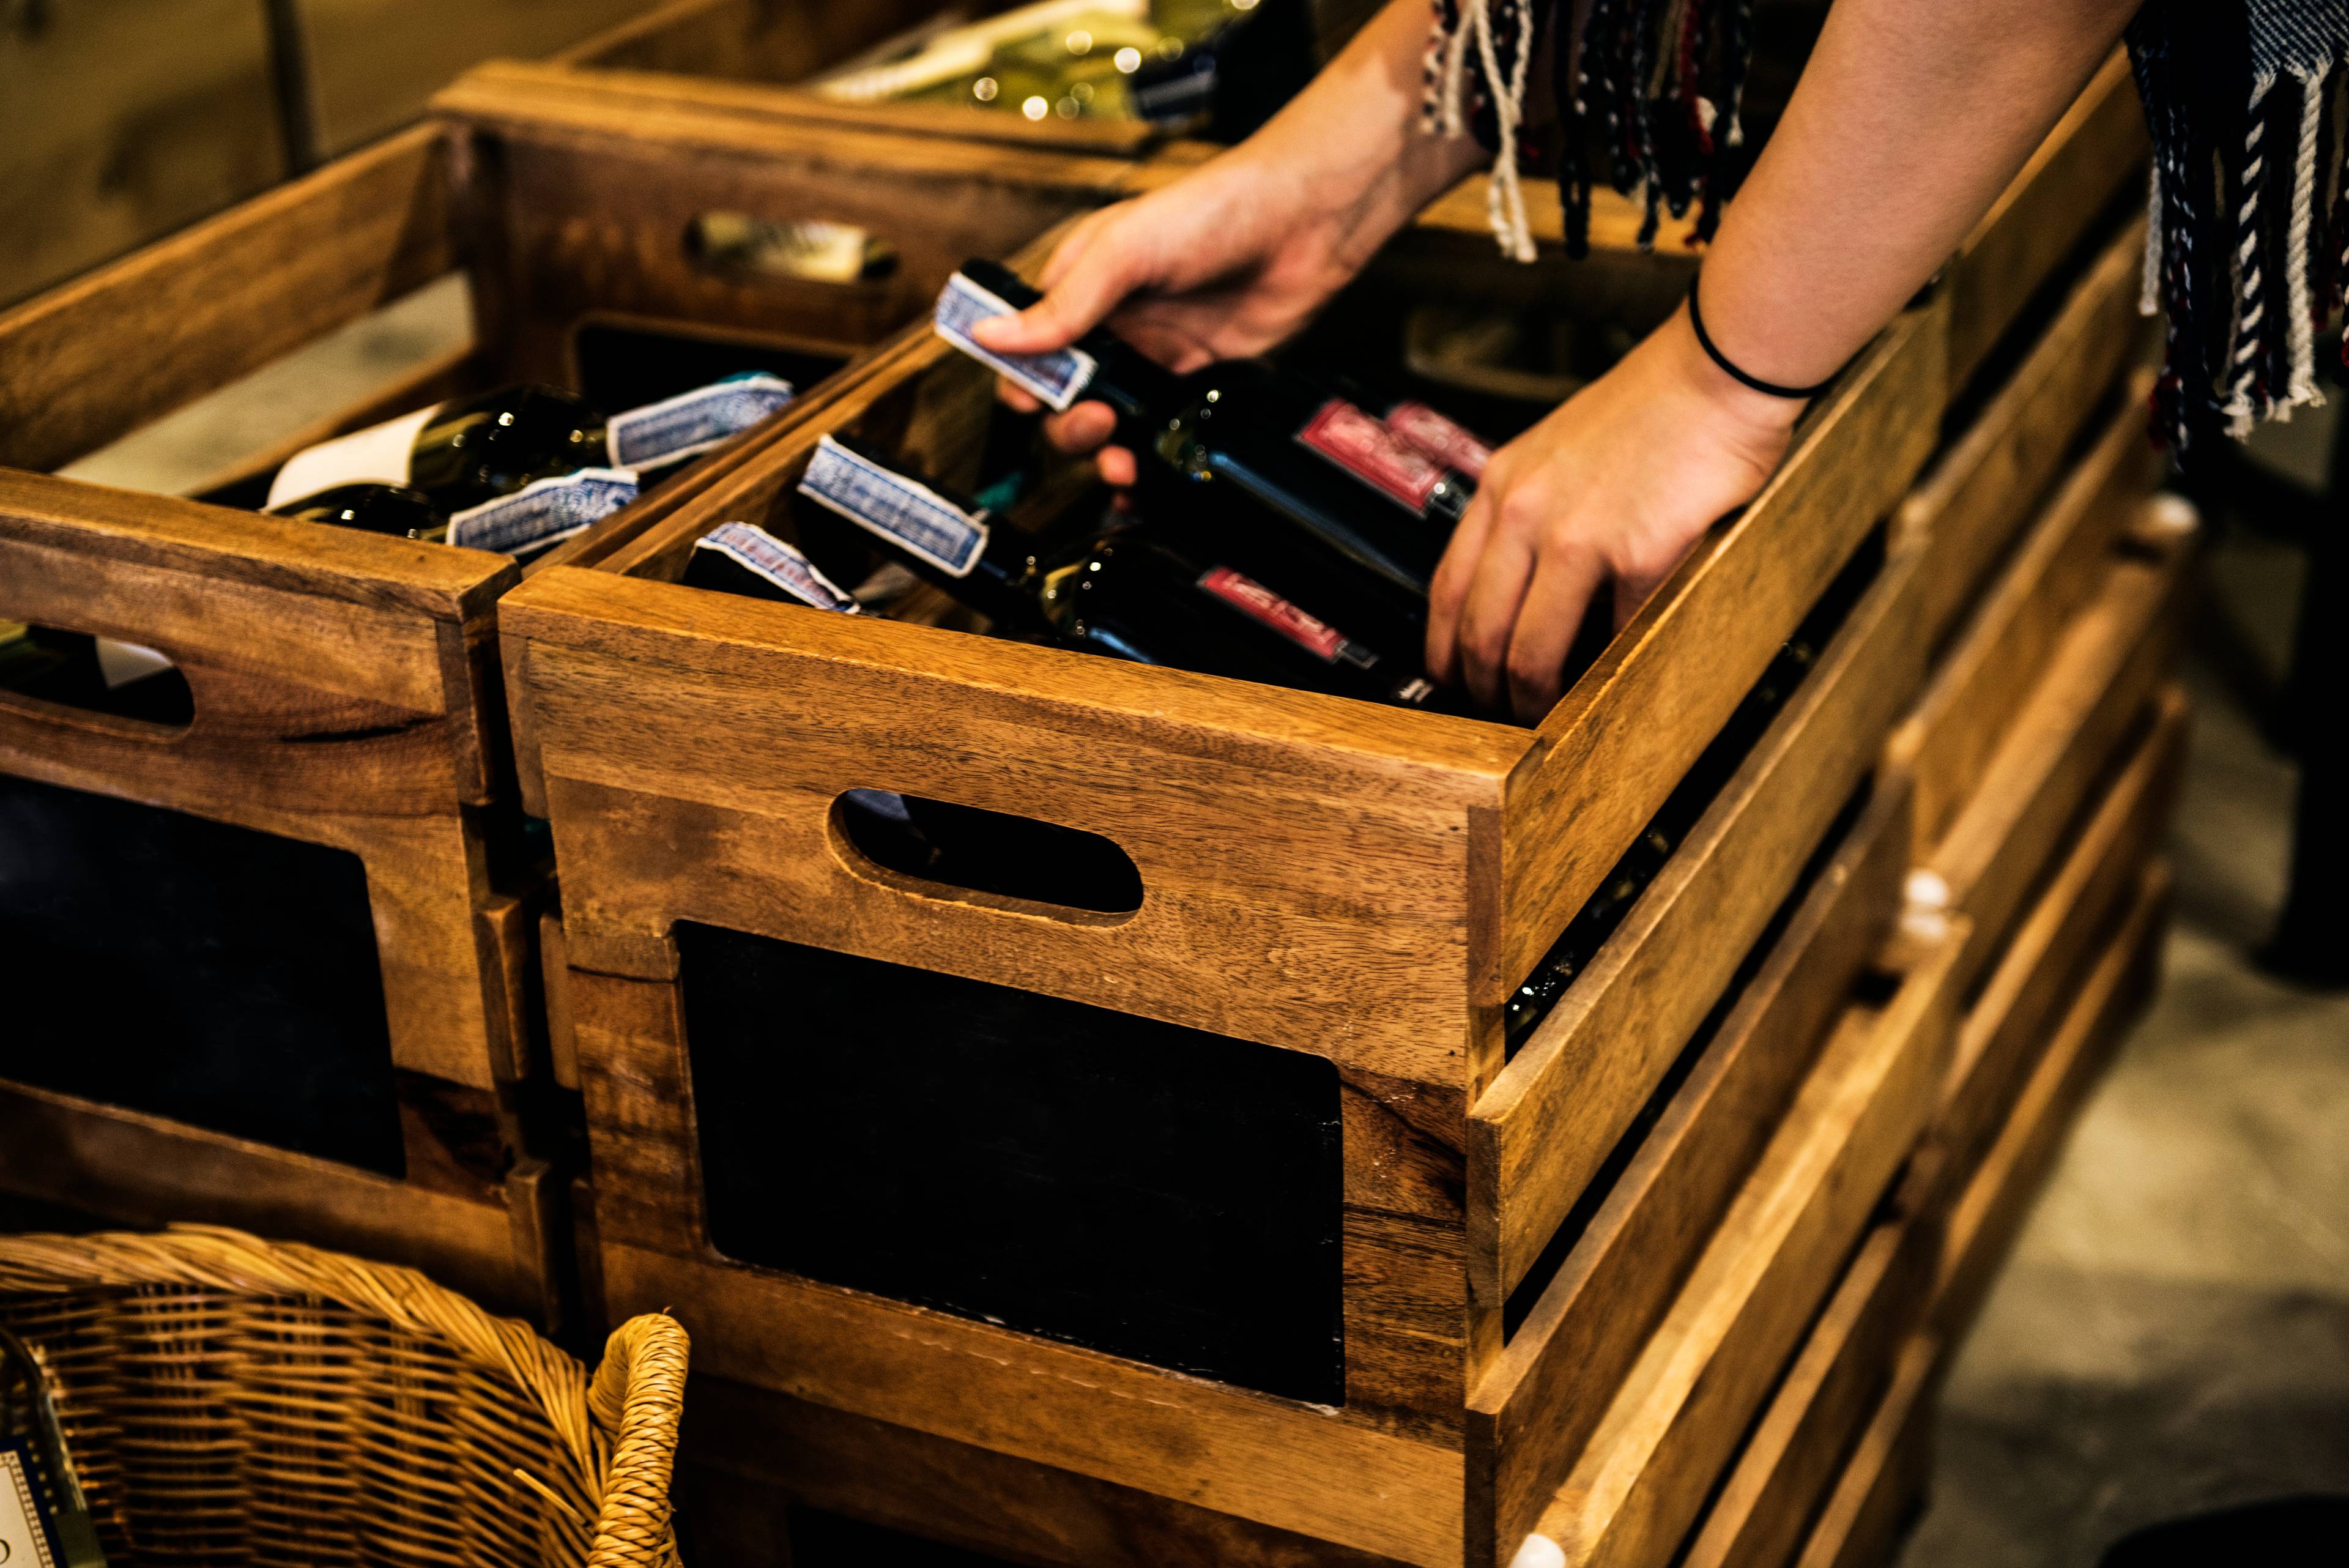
[0,1227,686,1568]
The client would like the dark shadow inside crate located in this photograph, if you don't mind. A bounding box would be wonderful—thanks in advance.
[677,921,1346,1403]
[0,774,403,1176]
[784,1504,1018,1567]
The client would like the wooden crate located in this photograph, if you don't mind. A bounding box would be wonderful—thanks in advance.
[0,102,1097,1318]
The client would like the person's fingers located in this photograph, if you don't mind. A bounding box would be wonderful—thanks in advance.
[1041,401,1118,456]
[1036,206,1113,291]
[1506,535,1608,722]
[1425,488,1500,684]
[970,226,1143,355]
[1097,445,1138,487]
[1454,507,1543,711]
[996,381,1042,414]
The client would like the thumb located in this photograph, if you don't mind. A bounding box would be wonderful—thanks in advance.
[969,239,1140,356]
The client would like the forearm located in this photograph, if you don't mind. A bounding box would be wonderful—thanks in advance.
[1230,0,1491,270]
[1698,0,2140,387]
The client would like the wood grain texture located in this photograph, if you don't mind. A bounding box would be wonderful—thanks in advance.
[1786,1334,1942,1568]
[1679,1157,1943,1568]
[1474,538,1929,1312]
[0,123,455,476]
[1929,532,2193,991]
[1932,691,2186,1197]
[0,0,282,310]
[510,562,1521,1083]
[1942,51,2149,392]
[0,1081,540,1317]
[1894,387,2161,850]
[1895,226,2151,656]
[1931,862,2171,1345]
[1494,297,1947,1019]
[1465,773,1914,1567]
[595,1238,1464,1567]
[1522,926,1964,1568]
[680,1377,1416,1568]
[1523,927,1965,1568]
[297,0,657,157]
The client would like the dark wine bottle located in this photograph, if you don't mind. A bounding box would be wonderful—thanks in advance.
[266,385,609,515]
[794,434,1440,708]
[265,482,447,541]
[938,261,1479,648]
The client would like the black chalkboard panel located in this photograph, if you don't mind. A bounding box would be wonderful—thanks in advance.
[0,774,403,1176]
[678,921,1345,1405]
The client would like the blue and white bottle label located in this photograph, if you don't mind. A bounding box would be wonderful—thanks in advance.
[798,436,989,578]
[447,467,639,556]
[606,371,796,470]
[933,272,1098,411]
[696,522,861,612]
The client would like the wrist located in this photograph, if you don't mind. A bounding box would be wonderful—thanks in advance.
[1661,302,1809,445]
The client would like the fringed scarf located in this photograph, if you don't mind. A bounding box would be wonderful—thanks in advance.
[1425,0,2349,449]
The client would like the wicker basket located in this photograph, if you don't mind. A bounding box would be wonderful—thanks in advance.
[0,1226,686,1568]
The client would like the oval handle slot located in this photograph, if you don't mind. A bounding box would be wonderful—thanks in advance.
[835,788,1144,916]
[0,621,194,730]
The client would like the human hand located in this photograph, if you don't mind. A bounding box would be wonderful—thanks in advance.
[970,153,1391,485]
[1425,305,1804,723]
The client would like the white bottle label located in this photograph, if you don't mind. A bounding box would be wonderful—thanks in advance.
[797,436,990,577]
[696,522,861,612]
[94,637,174,689]
[605,373,795,470]
[445,467,639,557]
[265,403,440,509]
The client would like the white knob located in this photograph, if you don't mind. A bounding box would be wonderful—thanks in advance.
[1509,1535,1567,1568]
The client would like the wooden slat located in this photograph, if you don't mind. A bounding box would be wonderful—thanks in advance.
[680,1377,1417,1568]
[1786,1334,1942,1568]
[1466,770,1914,1566]
[596,1238,1464,1567]
[1473,537,1929,1312]
[1942,51,2148,392]
[1679,1155,1942,1568]
[1894,383,2161,849]
[1934,690,2186,1193]
[1929,531,2192,990]
[508,561,1521,1083]
[1493,297,1948,1017]
[1895,225,2150,656]
[1518,926,1965,1568]
[1932,861,2172,1343]
[0,1082,538,1317]
[0,122,455,475]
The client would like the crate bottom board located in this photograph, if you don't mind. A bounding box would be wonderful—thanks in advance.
[0,1082,564,1323]
[677,1377,1415,1568]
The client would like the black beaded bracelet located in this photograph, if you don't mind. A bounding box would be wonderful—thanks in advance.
[1686,275,1838,401]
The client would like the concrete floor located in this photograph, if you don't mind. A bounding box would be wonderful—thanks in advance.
[1899,530,2349,1565]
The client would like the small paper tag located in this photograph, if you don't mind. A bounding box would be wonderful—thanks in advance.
[696,522,861,612]
[933,272,1098,412]
[446,467,639,556]
[1296,398,1447,510]
[0,1441,61,1568]
[798,437,990,577]
[605,372,796,469]
[1381,401,1493,480]
[94,637,175,689]
[1197,565,1378,669]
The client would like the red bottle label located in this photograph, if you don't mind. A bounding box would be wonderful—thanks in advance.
[1197,566,1373,667]
[1381,401,1493,480]
[1296,398,1447,510]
